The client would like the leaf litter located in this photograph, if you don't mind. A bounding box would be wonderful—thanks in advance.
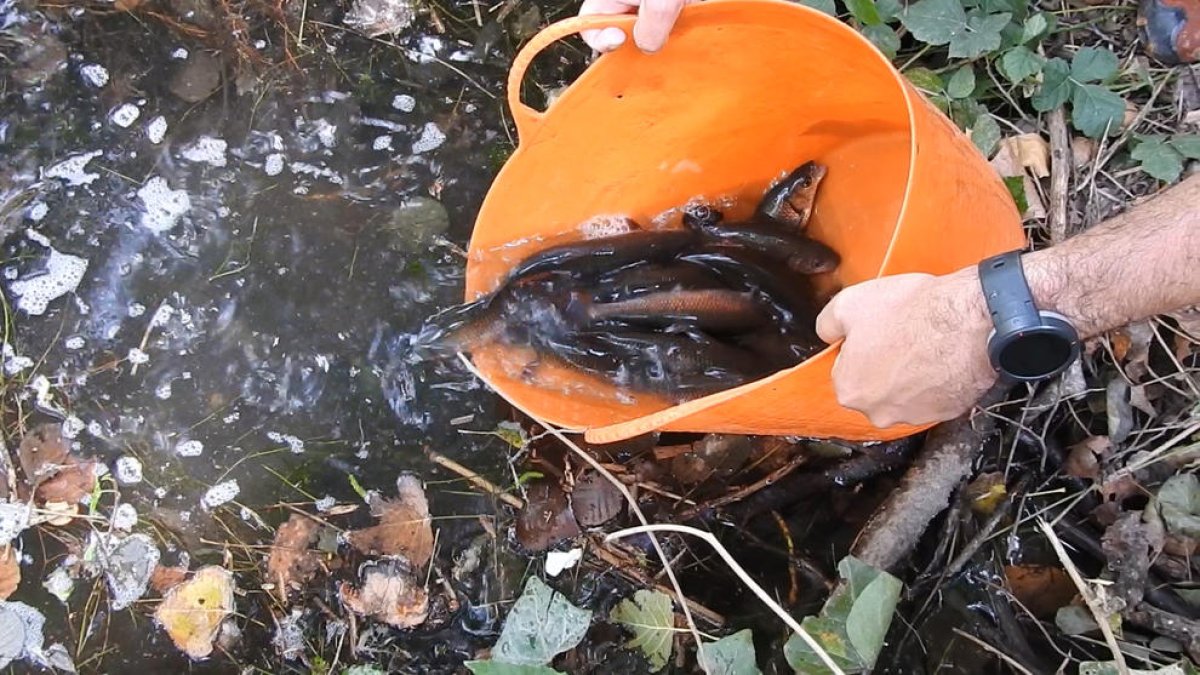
[153,565,236,660]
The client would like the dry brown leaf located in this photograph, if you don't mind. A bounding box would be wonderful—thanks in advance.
[113,0,142,10]
[154,566,235,660]
[18,423,69,486]
[338,558,429,628]
[0,546,19,600]
[514,479,581,553]
[570,470,623,527]
[1072,136,1097,168]
[266,514,321,598]
[1186,109,1200,128]
[1065,436,1112,481]
[41,501,76,526]
[35,459,97,505]
[150,564,190,595]
[1122,101,1139,130]
[994,134,1050,178]
[346,475,433,568]
[1005,564,1077,618]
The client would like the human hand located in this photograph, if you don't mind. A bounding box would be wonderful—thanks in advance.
[814,269,999,428]
[578,0,696,53]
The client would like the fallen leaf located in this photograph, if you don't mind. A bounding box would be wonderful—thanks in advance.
[0,548,18,600]
[569,471,623,527]
[17,424,69,486]
[266,514,321,598]
[514,480,581,553]
[1154,474,1200,538]
[698,629,762,675]
[40,501,75,527]
[346,474,433,568]
[1056,603,1099,635]
[465,662,563,674]
[964,472,1007,515]
[491,576,590,666]
[1072,136,1097,167]
[338,557,429,629]
[1002,134,1051,177]
[1106,378,1134,445]
[1081,659,1200,674]
[1163,534,1197,558]
[1114,321,1153,379]
[1186,110,1200,128]
[1065,436,1112,481]
[1005,565,1077,618]
[153,566,235,660]
[610,589,674,672]
[35,460,97,505]
[150,564,189,595]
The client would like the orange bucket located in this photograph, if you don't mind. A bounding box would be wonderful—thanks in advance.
[463,0,1024,444]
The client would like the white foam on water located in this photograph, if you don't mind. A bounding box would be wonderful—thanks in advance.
[407,35,443,63]
[0,502,32,545]
[180,136,227,166]
[264,153,285,176]
[267,431,305,454]
[170,47,188,59]
[315,119,337,148]
[111,503,137,531]
[127,302,145,318]
[2,344,32,376]
[64,336,84,350]
[9,242,89,316]
[109,103,140,128]
[175,439,203,457]
[126,348,148,365]
[372,135,392,151]
[136,177,191,233]
[79,63,108,87]
[61,416,84,439]
[154,380,172,399]
[117,454,145,480]
[43,567,74,604]
[150,303,173,326]
[201,480,240,509]
[314,496,336,512]
[26,202,47,222]
[391,94,415,112]
[411,122,445,154]
[145,116,167,144]
[44,150,102,186]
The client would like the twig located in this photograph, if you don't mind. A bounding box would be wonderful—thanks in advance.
[588,540,726,626]
[424,446,523,509]
[675,451,808,521]
[851,384,1007,570]
[1037,518,1130,674]
[951,628,1036,675]
[1047,107,1072,244]
[606,523,846,675]
[456,353,708,664]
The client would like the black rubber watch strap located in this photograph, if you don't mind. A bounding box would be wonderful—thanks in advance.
[978,250,1040,336]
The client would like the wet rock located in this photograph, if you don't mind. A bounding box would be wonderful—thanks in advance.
[379,196,449,248]
[169,51,222,103]
[13,30,67,87]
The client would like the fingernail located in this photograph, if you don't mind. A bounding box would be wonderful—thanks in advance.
[595,27,626,51]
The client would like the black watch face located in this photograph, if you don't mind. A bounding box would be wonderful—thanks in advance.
[997,329,1076,380]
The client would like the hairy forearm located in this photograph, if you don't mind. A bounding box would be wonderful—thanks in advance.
[1024,173,1200,338]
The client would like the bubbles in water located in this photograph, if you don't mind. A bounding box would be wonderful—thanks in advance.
[314,119,338,148]
[170,47,188,59]
[0,502,31,545]
[372,135,392,151]
[43,566,74,604]
[263,153,286,176]
[145,116,167,144]
[44,150,102,186]
[26,202,48,222]
[2,344,33,376]
[126,348,148,365]
[391,94,416,112]
[112,503,137,531]
[411,122,445,154]
[9,239,89,316]
[61,416,84,439]
[109,103,140,128]
[201,480,240,509]
[314,495,336,512]
[180,136,228,167]
[174,439,203,457]
[154,380,172,399]
[136,177,191,233]
[79,63,109,88]
[127,303,145,318]
[64,336,84,350]
[267,432,304,454]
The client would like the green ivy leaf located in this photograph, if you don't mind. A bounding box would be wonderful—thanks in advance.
[1080,660,1200,675]
[862,24,900,57]
[874,0,902,20]
[1132,137,1185,182]
[1002,176,1028,213]
[492,577,592,666]
[1071,83,1125,138]
[949,11,1011,58]
[465,663,564,675]
[946,65,976,99]
[971,114,1002,157]
[1020,12,1048,42]
[1031,57,1072,112]
[698,630,762,675]
[610,590,674,672]
[845,0,883,24]
[904,66,945,93]
[845,572,903,668]
[1169,134,1200,159]
[798,0,838,15]
[1071,47,1119,83]
[901,0,966,46]
[1000,46,1044,83]
[784,617,860,673]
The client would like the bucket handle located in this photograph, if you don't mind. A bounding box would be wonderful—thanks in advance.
[507,14,638,140]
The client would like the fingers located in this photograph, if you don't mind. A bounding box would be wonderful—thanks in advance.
[814,292,847,344]
[632,0,689,52]
[579,0,638,51]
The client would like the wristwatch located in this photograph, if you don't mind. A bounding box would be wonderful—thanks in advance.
[977,250,1081,382]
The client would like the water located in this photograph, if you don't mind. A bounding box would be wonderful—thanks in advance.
[0,0,585,669]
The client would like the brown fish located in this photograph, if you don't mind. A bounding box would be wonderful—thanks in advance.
[591,262,726,302]
[684,218,840,274]
[756,161,827,231]
[568,289,769,333]
[503,229,697,286]
[676,248,821,330]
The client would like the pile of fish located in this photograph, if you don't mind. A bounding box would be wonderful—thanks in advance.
[415,161,840,402]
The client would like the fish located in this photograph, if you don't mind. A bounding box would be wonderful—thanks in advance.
[675,248,821,330]
[756,161,827,231]
[590,261,726,302]
[736,329,825,370]
[684,217,840,274]
[589,330,766,380]
[502,229,697,287]
[567,288,770,333]
[413,278,571,356]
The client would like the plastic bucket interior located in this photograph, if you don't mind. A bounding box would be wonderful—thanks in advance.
[463,0,1025,444]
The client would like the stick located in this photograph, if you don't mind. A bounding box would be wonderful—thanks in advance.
[424,447,524,509]
[851,384,1007,570]
[606,524,846,675]
[589,541,726,626]
[1047,107,1072,244]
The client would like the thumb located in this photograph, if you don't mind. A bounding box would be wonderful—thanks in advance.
[814,294,847,344]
